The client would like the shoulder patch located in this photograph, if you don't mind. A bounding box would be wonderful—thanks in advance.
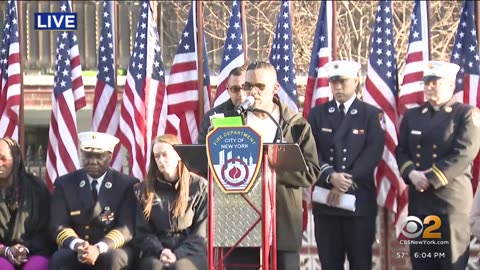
[472,108,480,127]
[379,112,386,130]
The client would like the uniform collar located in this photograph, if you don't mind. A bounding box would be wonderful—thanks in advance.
[335,94,356,113]
[86,171,107,187]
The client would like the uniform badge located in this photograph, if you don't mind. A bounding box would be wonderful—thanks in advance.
[445,107,452,113]
[79,180,86,188]
[472,108,480,127]
[378,112,386,130]
[99,208,115,225]
[328,107,335,113]
[105,182,112,189]
[350,109,358,115]
[422,108,428,114]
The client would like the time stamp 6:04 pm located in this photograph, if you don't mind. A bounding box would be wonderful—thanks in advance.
[396,251,446,259]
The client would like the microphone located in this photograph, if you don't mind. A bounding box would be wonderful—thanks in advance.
[249,107,285,143]
[234,96,255,114]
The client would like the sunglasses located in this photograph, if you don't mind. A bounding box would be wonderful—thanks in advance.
[228,85,244,93]
[243,82,266,91]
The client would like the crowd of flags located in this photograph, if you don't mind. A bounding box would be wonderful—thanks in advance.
[0,0,479,237]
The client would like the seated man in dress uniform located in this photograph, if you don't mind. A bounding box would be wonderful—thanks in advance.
[50,132,139,270]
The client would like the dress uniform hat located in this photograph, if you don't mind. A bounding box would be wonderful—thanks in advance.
[78,131,119,153]
[423,60,460,82]
[325,60,361,82]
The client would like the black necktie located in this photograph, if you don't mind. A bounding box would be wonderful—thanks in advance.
[339,103,345,121]
[91,180,98,201]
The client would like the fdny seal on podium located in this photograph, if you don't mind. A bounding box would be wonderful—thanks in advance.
[206,126,263,193]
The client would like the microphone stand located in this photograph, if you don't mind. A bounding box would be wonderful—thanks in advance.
[247,108,285,143]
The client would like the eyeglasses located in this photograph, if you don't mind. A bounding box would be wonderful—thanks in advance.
[227,85,244,93]
[243,82,266,92]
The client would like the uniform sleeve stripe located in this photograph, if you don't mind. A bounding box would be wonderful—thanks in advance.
[319,164,332,178]
[399,161,413,175]
[56,228,78,246]
[432,165,448,186]
[105,229,124,249]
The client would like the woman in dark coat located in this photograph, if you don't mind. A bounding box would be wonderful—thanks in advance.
[133,134,207,270]
[0,138,53,270]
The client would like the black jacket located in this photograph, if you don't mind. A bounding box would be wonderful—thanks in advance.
[133,173,207,260]
[50,169,138,250]
[198,99,236,144]
[0,174,54,256]
[396,98,480,215]
[308,98,385,216]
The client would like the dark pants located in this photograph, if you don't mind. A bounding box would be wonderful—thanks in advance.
[409,214,470,270]
[49,246,136,270]
[223,247,299,270]
[314,214,376,270]
[138,255,206,270]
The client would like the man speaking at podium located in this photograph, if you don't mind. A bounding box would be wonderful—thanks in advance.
[224,61,320,270]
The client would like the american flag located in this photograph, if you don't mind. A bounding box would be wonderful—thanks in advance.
[118,1,167,180]
[92,0,122,171]
[450,0,480,193]
[213,0,244,107]
[46,0,86,190]
[166,2,211,144]
[269,0,298,112]
[398,0,429,116]
[301,0,333,231]
[363,0,407,237]
[0,0,20,141]
[303,0,333,119]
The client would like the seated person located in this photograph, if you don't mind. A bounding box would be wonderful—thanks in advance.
[49,132,139,270]
[0,138,53,270]
[133,134,207,270]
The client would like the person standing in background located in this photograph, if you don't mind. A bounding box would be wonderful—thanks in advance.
[397,61,480,269]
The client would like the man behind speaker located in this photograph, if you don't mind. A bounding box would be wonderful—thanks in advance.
[224,61,320,270]
[198,66,247,144]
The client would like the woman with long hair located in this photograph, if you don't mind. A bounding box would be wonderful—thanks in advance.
[134,134,207,270]
[0,138,53,270]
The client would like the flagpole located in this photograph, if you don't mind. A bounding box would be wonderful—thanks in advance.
[196,1,205,123]
[475,1,480,47]
[240,0,247,65]
[17,0,25,157]
[331,1,337,60]
[113,1,119,106]
[426,1,432,59]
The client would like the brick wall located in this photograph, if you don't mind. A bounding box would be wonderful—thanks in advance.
[24,86,108,109]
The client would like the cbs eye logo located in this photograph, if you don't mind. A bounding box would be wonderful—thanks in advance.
[400,215,442,239]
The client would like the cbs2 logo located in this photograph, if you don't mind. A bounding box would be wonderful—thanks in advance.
[401,215,441,239]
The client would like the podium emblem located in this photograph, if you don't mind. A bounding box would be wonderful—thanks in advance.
[206,126,263,193]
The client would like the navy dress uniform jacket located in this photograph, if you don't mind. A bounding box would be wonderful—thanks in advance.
[50,169,139,250]
[308,98,385,216]
[395,98,480,215]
